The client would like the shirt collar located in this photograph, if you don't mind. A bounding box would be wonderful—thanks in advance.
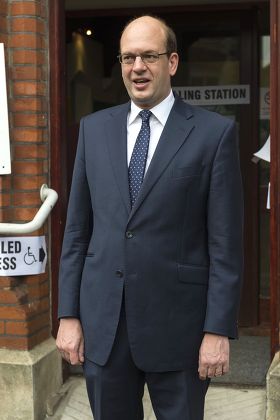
[128,90,175,126]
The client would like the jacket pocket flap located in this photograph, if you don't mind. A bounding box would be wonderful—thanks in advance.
[178,264,209,285]
[172,165,202,178]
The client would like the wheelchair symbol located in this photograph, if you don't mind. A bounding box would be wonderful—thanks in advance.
[24,247,37,265]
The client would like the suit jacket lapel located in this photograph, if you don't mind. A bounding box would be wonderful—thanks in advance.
[105,102,131,215]
[128,97,195,224]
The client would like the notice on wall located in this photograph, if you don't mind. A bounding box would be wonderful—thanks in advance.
[0,43,11,174]
[173,85,250,106]
[260,87,270,120]
[0,236,47,276]
[253,136,270,163]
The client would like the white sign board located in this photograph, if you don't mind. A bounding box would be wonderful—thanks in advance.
[267,182,270,210]
[253,136,270,163]
[0,43,11,174]
[173,85,250,106]
[252,136,270,210]
[0,236,47,276]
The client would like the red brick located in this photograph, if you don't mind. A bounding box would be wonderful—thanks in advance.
[0,336,29,350]
[0,193,11,206]
[14,144,48,159]
[13,50,45,65]
[24,275,43,286]
[12,127,44,142]
[29,327,50,348]
[9,33,44,49]
[0,33,8,45]
[43,159,48,173]
[0,208,13,223]
[0,2,7,16]
[13,81,46,96]
[13,191,41,206]
[5,321,28,335]
[0,278,20,288]
[38,297,50,313]
[0,321,4,334]
[0,16,7,32]
[0,297,49,323]
[40,3,47,19]
[0,289,27,305]
[6,312,50,335]
[13,207,38,222]
[28,282,49,299]
[10,2,41,17]
[0,305,30,320]
[0,176,12,190]
[25,272,48,286]
[12,161,44,175]
[33,326,50,342]
[13,175,46,190]
[11,66,43,81]
[0,208,30,223]
[13,113,47,128]
[11,17,46,34]
[10,98,43,113]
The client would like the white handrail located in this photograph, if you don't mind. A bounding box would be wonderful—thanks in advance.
[0,184,58,234]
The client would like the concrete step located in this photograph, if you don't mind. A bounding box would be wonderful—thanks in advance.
[46,376,266,420]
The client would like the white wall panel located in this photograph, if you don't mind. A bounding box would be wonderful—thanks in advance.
[0,43,11,175]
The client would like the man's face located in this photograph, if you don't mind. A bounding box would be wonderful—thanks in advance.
[120,17,179,109]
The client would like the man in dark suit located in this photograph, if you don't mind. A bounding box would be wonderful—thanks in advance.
[56,15,243,420]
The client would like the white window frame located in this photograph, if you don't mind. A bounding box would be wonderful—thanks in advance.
[0,43,11,175]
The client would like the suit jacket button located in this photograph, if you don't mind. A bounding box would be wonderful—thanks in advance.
[115,270,123,278]
[125,231,133,239]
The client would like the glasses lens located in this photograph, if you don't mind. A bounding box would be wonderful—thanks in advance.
[142,54,159,63]
[119,53,163,64]
[121,54,134,64]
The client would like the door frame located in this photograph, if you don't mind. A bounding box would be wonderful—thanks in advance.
[270,0,280,357]
[49,0,67,336]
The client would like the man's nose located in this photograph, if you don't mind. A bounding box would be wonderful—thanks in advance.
[132,56,147,71]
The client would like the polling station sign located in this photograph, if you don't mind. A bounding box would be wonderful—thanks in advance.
[173,85,250,106]
[0,236,47,276]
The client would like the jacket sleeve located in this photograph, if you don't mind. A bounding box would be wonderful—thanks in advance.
[58,117,93,319]
[203,120,244,338]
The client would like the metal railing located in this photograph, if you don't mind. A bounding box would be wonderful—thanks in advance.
[0,184,58,234]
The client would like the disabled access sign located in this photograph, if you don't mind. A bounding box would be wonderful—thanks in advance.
[0,236,47,276]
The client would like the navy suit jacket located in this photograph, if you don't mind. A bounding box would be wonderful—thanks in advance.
[58,96,243,371]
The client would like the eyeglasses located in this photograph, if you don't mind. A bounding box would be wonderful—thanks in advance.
[117,52,168,65]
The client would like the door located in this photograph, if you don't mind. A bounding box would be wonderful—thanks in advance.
[168,11,259,326]
[64,7,264,327]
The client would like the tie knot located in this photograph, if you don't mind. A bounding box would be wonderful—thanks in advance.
[139,109,152,123]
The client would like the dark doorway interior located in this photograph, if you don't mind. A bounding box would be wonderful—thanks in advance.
[64,6,270,332]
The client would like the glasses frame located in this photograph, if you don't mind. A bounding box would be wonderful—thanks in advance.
[117,52,169,65]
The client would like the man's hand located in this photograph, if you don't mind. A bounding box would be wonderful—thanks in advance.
[56,318,85,365]
[198,333,229,380]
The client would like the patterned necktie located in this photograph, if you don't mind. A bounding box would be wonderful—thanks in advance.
[128,109,152,207]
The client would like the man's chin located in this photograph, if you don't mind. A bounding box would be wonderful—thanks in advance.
[131,93,153,108]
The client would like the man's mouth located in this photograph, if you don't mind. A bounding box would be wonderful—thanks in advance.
[133,78,150,86]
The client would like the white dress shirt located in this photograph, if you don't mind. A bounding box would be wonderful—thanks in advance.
[127,90,175,174]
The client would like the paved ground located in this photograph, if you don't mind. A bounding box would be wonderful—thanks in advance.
[46,376,267,420]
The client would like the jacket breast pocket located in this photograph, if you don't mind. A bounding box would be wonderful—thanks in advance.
[172,165,203,179]
[85,252,95,258]
[178,264,209,285]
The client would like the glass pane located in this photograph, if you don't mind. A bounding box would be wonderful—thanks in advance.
[172,28,243,129]
[259,35,270,298]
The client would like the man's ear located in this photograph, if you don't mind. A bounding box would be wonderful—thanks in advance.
[169,52,179,76]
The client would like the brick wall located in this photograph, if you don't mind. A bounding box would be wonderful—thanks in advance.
[0,0,50,350]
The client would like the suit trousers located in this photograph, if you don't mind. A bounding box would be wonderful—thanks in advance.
[83,302,210,420]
